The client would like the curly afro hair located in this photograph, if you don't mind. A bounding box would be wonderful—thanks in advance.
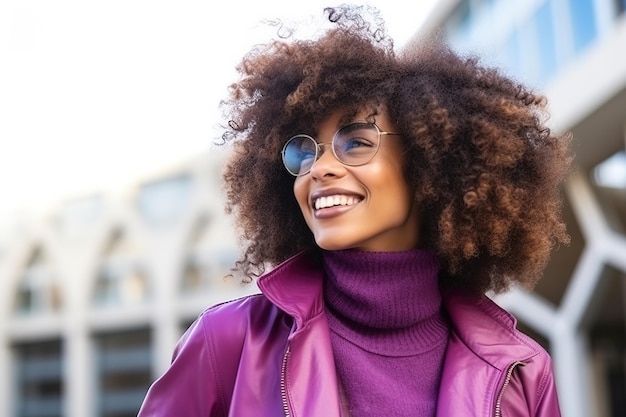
[220,5,572,294]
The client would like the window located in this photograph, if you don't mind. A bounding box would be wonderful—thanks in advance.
[14,340,64,417]
[594,151,626,189]
[535,1,559,83]
[475,0,495,9]
[180,254,210,293]
[451,0,471,31]
[500,29,524,82]
[14,247,62,314]
[93,330,152,417]
[445,0,472,49]
[592,151,626,233]
[569,0,598,53]
[137,174,193,226]
[93,230,148,306]
[180,216,240,294]
[94,262,148,305]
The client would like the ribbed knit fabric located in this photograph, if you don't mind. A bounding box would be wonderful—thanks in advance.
[323,249,449,417]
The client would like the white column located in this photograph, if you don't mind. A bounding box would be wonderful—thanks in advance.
[550,320,593,417]
[65,325,91,417]
[0,341,11,417]
[146,234,184,377]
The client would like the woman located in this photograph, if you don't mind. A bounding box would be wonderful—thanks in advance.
[138,5,571,417]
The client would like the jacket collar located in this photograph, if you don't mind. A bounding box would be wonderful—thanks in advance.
[258,250,540,368]
[442,288,541,370]
[257,251,325,332]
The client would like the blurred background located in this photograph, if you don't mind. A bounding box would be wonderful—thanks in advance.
[1,0,625,416]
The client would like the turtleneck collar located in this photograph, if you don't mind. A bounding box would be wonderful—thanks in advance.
[323,249,447,356]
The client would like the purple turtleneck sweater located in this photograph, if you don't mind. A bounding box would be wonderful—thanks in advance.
[323,249,449,417]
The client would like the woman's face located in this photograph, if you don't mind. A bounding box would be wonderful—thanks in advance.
[293,108,421,252]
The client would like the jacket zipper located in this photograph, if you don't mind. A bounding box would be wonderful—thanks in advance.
[494,361,525,417]
[281,345,292,417]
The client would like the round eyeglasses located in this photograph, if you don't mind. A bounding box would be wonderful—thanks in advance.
[281,122,401,176]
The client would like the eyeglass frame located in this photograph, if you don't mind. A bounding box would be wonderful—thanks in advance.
[281,121,402,176]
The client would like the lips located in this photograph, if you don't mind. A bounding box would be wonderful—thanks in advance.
[314,194,362,210]
[310,188,364,212]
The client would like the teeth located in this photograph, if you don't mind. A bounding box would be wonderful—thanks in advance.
[314,194,361,210]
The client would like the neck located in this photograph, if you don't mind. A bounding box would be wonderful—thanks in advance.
[323,249,446,355]
[322,249,449,416]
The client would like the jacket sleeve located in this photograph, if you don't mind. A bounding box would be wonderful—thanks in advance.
[137,314,226,417]
[530,359,561,417]
[502,356,561,417]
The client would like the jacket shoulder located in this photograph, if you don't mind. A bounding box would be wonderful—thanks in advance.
[442,289,561,416]
[192,293,289,352]
[138,294,289,416]
[444,289,543,369]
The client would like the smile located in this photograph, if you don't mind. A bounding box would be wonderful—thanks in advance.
[314,194,363,210]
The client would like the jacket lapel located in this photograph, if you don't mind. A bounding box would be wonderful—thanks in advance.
[259,251,343,417]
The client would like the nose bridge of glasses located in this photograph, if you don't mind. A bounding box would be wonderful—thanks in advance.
[316,141,333,151]
[313,141,338,164]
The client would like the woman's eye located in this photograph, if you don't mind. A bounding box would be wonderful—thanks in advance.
[343,137,373,151]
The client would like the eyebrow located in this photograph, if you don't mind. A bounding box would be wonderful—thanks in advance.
[337,111,377,127]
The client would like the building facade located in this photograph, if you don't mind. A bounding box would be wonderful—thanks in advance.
[0,150,257,417]
[412,1,626,416]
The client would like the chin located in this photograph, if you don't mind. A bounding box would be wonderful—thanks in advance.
[314,239,354,252]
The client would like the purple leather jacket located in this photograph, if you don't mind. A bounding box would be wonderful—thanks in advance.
[138,251,561,417]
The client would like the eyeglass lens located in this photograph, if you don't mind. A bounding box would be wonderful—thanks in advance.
[282,123,381,176]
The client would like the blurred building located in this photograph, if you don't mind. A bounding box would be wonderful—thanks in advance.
[412,1,626,416]
[0,150,257,417]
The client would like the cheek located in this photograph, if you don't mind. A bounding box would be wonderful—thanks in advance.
[293,178,309,216]
[375,166,413,210]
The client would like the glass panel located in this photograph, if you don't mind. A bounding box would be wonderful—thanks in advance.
[94,330,152,417]
[592,151,626,234]
[476,0,496,9]
[93,231,149,306]
[180,215,241,295]
[14,247,62,315]
[535,1,559,83]
[500,29,524,82]
[569,0,597,53]
[14,341,64,417]
[450,0,471,30]
[94,262,148,306]
[446,0,472,48]
[137,174,193,226]
[181,258,208,293]
[594,151,626,189]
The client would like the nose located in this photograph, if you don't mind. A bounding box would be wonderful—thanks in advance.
[309,142,345,179]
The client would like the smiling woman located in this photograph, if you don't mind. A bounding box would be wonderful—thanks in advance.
[138,4,572,417]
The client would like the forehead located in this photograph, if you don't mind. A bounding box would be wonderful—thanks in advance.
[316,105,384,133]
